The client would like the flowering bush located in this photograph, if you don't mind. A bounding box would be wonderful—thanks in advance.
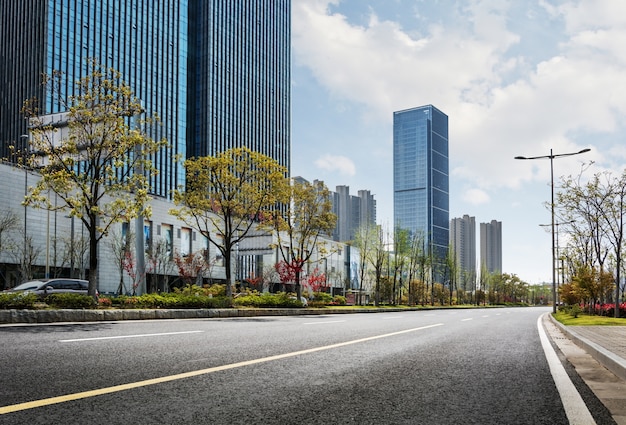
[98,297,113,308]
[589,302,626,317]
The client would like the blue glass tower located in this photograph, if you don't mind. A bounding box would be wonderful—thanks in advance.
[1,0,291,197]
[393,105,449,270]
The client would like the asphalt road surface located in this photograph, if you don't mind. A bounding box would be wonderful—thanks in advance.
[0,307,611,424]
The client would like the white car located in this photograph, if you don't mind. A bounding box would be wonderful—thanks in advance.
[6,279,90,298]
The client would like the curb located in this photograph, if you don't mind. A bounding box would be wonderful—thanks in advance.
[0,306,420,325]
[548,314,626,382]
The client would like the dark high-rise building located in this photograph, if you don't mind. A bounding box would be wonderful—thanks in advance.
[480,220,502,274]
[0,0,291,198]
[450,215,476,291]
[393,105,449,270]
[332,185,376,242]
[187,1,290,170]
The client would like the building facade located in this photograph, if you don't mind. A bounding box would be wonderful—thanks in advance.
[450,215,476,291]
[393,105,449,274]
[186,1,290,172]
[480,220,502,274]
[0,162,351,295]
[0,0,293,292]
[0,0,291,198]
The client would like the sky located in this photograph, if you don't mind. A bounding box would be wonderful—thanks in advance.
[289,0,626,285]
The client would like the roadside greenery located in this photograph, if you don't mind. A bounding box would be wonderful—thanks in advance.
[0,292,39,309]
[553,309,626,326]
[22,61,167,298]
[45,293,96,309]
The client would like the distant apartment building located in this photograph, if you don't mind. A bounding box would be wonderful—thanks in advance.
[331,185,376,242]
[450,215,476,291]
[393,105,449,275]
[480,220,502,274]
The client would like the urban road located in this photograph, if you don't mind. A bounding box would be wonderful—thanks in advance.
[0,307,615,425]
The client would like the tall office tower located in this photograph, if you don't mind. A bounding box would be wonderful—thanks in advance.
[0,0,188,198]
[393,105,449,275]
[480,220,502,274]
[450,215,476,291]
[0,0,291,198]
[187,1,290,172]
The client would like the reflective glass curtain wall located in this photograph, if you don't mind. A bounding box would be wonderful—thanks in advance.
[188,0,291,173]
[393,105,449,269]
[1,0,187,199]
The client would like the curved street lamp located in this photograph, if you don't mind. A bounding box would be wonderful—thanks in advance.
[515,148,590,313]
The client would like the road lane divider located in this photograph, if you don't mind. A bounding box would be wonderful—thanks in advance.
[0,323,443,415]
[303,320,346,326]
[59,330,204,342]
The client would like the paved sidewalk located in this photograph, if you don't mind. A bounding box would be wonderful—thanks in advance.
[551,319,626,382]
[547,315,626,424]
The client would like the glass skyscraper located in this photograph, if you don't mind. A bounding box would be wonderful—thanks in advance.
[187,1,290,172]
[0,0,290,198]
[393,105,449,267]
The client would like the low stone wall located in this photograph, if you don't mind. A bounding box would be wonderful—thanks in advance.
[0,307,412,324]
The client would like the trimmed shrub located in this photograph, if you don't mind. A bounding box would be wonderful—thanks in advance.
[102,293,232,309]
[232,292,303,308]
[313,292,333,303]
[332,295,347,306]
[0,292,39,309]
[45,293,96,309]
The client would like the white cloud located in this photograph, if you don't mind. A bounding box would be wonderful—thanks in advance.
[292,0,519,120]
[291,0,626,283]
[293,0,626,194]
[314,154,356,176]
[462,188,490,205]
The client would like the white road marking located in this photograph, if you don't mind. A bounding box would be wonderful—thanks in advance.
[537,314,596,425]
[1,323,444,414]
[59,330,204,342]
[461,318,473,322]
[303,320,345,326]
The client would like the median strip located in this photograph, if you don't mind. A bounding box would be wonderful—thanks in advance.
[0,323,443,414]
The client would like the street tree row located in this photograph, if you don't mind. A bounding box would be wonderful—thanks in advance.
[20,62,336,298]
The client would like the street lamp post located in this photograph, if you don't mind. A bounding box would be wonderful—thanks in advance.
[515,148,590,313]
[539,220,575,305]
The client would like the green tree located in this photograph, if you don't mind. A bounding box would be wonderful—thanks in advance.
[171,147,288,297]
[444,244,459,305]
[265,179,336,301]
[353,222,378,305]
[391,227,410,305]
[22,61,166,297]
[559,169,626,317]
[369,224,388,306]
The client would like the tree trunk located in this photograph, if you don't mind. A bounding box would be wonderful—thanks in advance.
[224,249,233,298]
[295,270,302,301]
[88,216,98,298]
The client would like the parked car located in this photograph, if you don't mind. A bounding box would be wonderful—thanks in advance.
[289,296,308,306]
[5,278,91,298]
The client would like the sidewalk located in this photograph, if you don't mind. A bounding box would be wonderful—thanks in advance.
[549,315,626,382]
[547,315,626,425]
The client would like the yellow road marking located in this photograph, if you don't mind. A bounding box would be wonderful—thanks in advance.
[0,323,443,414]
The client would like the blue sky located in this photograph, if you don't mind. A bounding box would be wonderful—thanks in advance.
[290,0,626,284]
